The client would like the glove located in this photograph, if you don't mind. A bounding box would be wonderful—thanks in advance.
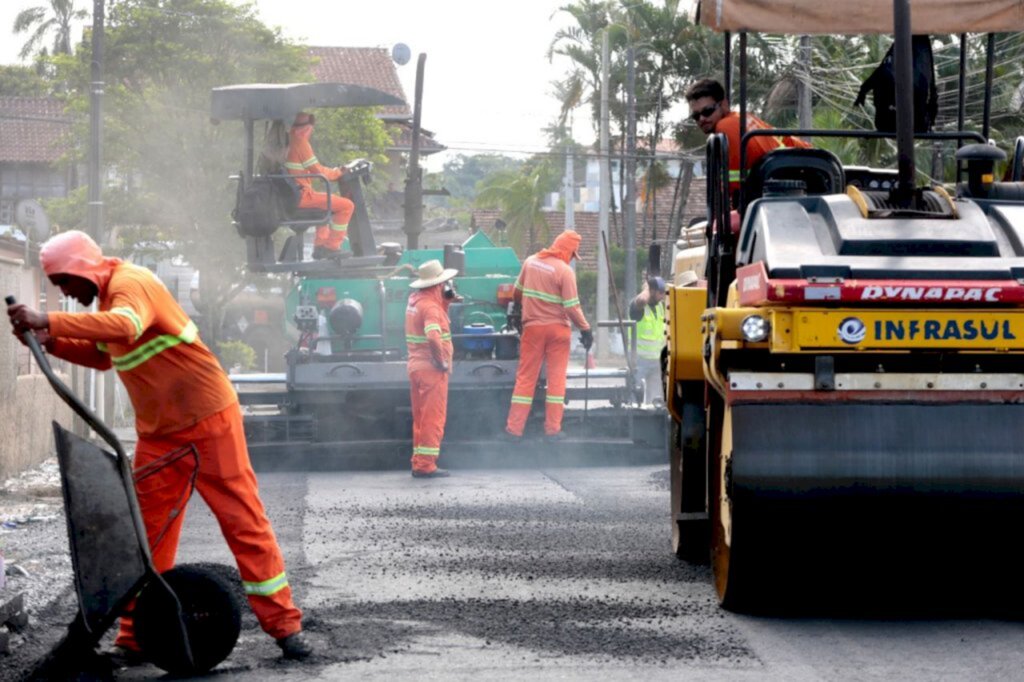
[579,328,593,351]
[507,302,523,334]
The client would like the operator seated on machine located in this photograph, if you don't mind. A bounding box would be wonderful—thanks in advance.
[686,78,811,206]
[286,111,354,260]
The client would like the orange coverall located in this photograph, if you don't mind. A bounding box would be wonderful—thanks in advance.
[716,111,812,191]
[286,124,354,252]
[405,286,453,474]
[40,235,302,649]
[506,230,590,437]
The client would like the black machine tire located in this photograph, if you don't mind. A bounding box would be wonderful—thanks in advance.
[670,406,710,563]
[134,562,242,675]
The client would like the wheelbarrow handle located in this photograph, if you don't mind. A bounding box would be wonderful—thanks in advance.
[5,295,126,459]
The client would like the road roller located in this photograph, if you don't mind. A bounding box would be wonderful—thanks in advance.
[665,0,1024,610]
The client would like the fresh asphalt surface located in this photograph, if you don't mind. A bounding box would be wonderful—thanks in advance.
[5,462,1024,680]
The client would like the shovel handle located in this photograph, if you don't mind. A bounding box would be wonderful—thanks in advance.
[5,295,125,459]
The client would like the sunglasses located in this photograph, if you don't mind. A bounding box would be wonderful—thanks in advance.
[689,103,719,122]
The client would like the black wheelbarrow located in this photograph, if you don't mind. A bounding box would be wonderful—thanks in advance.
[6,296,241,678]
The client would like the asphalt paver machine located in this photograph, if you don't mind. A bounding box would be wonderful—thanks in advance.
[663,1,1024,611]
[212,80,665,469]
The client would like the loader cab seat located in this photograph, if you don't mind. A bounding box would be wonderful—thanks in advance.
[743,147,845,212]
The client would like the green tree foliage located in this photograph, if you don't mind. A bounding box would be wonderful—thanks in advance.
[46,0,392,347]
[0,65,52,96]
[441,154,524,202]
[216,339,256,372]
[12,0,87,60]
[476,159,559,254]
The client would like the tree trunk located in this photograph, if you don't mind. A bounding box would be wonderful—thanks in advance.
[667,160,700,274]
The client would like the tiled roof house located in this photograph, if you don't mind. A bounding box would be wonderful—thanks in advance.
[0,97,75,227]
[306,46,445,156]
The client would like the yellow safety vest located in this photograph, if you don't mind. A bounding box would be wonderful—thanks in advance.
[636,302,665,360]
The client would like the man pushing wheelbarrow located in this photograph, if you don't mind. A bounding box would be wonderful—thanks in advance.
[6,230,313,672]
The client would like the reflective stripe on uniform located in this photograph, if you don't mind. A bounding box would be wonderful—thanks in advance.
[424,323,442,334]
[545,395,564,404]
[562,297,580,308]
[521,287,564,305]
[243,571,289,597]
[110,307,144,340]
[406,334,428,343]
[109,321,198,372]
[729,170,741,182]
[511,394,533,405]
[97,341,108,353]
[283,161,304,171]
[413,446,440,456]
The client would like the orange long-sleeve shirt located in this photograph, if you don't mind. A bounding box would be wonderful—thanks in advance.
[285,135,341,195]
[46,262,237,437]
[514,254,590,331]
[716,111,811,188]
[405,287,453,373]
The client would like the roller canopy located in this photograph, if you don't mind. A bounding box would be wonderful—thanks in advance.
[210,82,406,123]
[694,0,1024,34]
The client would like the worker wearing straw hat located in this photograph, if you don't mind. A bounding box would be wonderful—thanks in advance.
[406,259,460,477]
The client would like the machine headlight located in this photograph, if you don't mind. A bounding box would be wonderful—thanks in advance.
[740,315,770,342]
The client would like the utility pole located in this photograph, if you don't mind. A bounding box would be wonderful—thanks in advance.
[88,0,104,245]
[597,30,611,358]
[623,46,637,304]
[87,0,105,424]
[798,35,812,141]
[404,53,426,250]
[563,124,574,231]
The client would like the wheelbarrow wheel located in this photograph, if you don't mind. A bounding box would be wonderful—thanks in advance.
[134,562,242,675]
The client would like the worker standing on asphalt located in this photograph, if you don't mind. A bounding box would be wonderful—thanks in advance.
[503,230,592,441]
[6,230,312,662]
[629,276,668,407]
[286,111,354,260]
[406,259,459,478]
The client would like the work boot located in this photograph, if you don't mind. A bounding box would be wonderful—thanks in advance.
[411,468,451,478]
[498,429,522,443]
[276,631,314,661]
[311,245,339,261]
[101,644,148,668]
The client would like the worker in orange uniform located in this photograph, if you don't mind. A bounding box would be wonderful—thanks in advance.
[686,78,811,197]
[286,111,354,260]
[503,230,592,441]
[406,259,459,478]
[6,231,312,662]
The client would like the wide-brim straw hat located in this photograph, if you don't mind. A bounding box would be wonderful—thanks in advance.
[676,270,700,287]
[410,259,458,289]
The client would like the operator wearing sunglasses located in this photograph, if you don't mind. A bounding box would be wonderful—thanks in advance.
[686,78,811,201]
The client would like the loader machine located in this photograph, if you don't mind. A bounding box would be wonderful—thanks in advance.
[211,77,663,470]
[665,0,1024,610]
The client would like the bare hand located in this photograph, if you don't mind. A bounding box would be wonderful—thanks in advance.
[7,303,49,335]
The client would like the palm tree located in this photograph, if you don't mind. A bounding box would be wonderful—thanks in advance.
[476,163,558,254]
[13,0,87,60]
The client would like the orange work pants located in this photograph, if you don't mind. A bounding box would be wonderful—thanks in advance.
[506,324,571,437]
[116,404,302,649]
[409,367,449,473]
[300,189,354,251]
